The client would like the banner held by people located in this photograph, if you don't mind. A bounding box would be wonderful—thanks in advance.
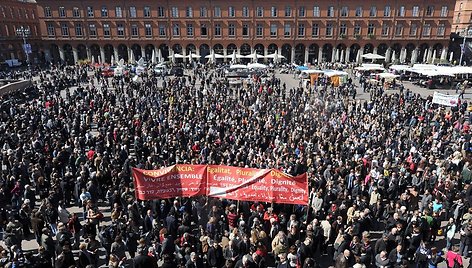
[432,91,459,107]
[132,165,207,200]
[207,165,308,205]
[132,165,308,205]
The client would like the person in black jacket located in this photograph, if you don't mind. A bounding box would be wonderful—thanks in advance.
[298,238,312,265]
[207,240,224,268]
[165,212,178,239]
[55,223,72,254]
[144,209,154,233]
[40,228,55,264]
[185,252,204,268]
[160,254,177,268]
[33,246,53,268]
[388,244,405,268]
[161,233,175,256]
[134,246,158,268]
[77,243,91,268]
[55,245,76,268]
[126,220,139,258]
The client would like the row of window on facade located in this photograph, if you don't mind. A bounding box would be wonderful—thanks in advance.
[0,24,38,38]
[45,21,446,39]
[0,5,36,19]
[44,5,449,19]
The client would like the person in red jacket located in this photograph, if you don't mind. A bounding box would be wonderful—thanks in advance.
[227,204,238,231]
[446,245,463,268]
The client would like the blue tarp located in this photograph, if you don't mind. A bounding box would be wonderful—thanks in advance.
[296,66,309,71]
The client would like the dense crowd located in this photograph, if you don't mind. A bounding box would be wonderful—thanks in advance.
[0,62,470,268]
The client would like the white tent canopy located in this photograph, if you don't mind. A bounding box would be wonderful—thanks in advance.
[225,53,246,59]
[301,69,324,74]
[229,64,248,69]
[361,53,386,60]
[436,66,472,75]
[377,73,400,79]
[247,63,267,69]
[409,68,454,77]
[389,65,411,72]
[173,53,186,58]
[205,53,225,59]
[355,64,385,71]
[323,70,349,77]
[187,53,201,58]
[389,64,472,76]
[264,53,286,59]
[243,52,265,59]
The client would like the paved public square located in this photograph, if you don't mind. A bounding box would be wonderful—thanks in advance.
[2,67,470,268]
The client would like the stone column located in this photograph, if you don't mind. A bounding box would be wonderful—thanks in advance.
[358,49,364,64]
[428,47,433,63]
[86,47,91,61]
[411,49,418,64]
[183,49,187,63]
[345,47,351,63]
[291,46,295,63]
[196,47,200,63]
[128,48,132,63]
[442,47,449,61]
[223,48,227,63]
[155,45,161,62]
[331,48,337,62]
[100,47,105,64]
[401,48,407,63]
[72,48,78,64]
[304,47,309,64]
[44,49,52,62]
[264,47,269,63]
[318,49,323,63]
[114,49,119,63]
[385,48,392,63]
[59,47,65,62]
[141,47,146,60]
[373,47,378,55]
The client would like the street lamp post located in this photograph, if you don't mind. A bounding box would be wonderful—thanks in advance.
[15,26,31,69]
[459,29,472,66]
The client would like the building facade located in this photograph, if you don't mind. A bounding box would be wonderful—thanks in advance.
[0,0,42,63]
[453,0,472,34]
[34,0,455,65]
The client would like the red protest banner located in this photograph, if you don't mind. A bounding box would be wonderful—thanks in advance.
[265,169,308,205]
[206,165,308,205]
[132,165,207,200]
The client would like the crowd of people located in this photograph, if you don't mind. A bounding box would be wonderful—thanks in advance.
[0,62,470,268]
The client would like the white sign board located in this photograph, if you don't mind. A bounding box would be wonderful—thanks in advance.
[432,92,459,107]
